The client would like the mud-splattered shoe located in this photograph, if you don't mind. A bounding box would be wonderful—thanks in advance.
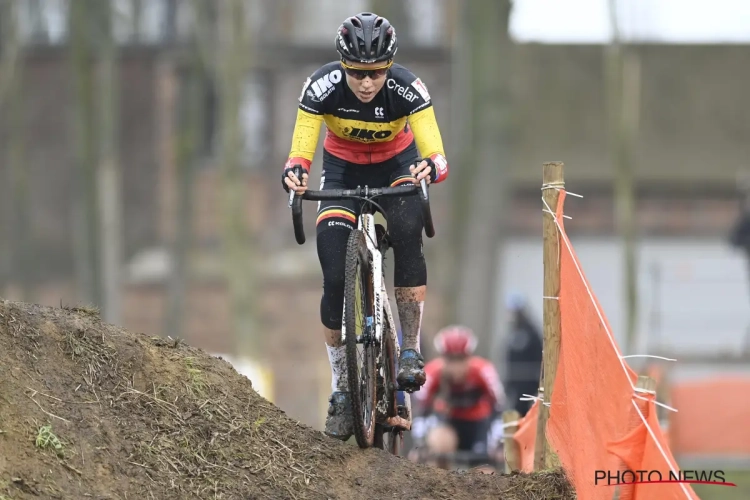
[397,349,426,392]
[324,391,354,441]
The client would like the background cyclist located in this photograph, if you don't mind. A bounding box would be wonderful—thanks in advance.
[409,325,506,468]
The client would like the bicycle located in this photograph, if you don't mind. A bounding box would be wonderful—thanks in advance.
[287,165,435,452]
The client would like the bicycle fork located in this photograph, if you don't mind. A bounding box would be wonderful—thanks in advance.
[340,212,383,346]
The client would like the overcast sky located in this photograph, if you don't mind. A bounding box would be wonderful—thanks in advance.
[509,0,750,43]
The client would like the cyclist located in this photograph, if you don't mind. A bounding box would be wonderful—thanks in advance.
[409,325,505,467]
[281,12,450,440]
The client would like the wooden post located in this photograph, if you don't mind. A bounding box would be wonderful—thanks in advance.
[502,409,521,473]
[534,161,564,470]
[613,375,656,500]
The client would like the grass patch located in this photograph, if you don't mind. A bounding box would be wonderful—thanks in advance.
[184,357,208,397]
[692,470,750,500]
[61,303,100,317]
[35,424,64,458]
[63,326,117,387]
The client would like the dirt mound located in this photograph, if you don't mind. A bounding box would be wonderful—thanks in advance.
[0,299,575,499]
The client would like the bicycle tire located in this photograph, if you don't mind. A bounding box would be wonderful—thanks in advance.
[379,305,398,420]
[344,229,377,448]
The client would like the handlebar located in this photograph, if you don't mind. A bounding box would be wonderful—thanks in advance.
[287,167,435,245]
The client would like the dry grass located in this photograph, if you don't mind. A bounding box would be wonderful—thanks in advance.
[0,298,576,500]
[497,468,577,499]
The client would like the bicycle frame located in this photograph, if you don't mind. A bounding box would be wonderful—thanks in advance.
[340,210,381,345]
[340,209,413,431]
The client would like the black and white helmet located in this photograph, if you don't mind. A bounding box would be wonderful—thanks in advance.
[335,12,398,64]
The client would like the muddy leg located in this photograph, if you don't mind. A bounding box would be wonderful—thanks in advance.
[395,286,425,352]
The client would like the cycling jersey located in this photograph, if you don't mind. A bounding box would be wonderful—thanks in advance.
[414,356,505,422]
[285,61,449,180]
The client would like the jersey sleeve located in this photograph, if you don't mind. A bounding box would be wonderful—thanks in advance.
[285,68,333,172]
[390,66,450,183]
[409,107,449,182]
[285,61,344,172]
[285,108,324,173]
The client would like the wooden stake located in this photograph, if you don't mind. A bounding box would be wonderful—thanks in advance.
[502,409,521,473]
[534,161,564,470]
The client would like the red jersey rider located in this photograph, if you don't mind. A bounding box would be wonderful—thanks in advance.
[410,325,505,465]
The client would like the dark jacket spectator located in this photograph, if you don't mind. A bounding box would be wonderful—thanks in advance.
[503,293,543,416]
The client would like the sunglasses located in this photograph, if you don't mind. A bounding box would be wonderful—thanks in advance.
[341,60,392,80]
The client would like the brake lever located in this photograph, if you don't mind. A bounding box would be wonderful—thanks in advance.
[287,165,304,208]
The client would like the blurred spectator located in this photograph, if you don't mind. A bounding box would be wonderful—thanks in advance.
[502,292,543,416]
[728,183,750,349]
[729,185,750,289]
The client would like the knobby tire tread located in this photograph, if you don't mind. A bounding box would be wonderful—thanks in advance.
[374,306,403,455]
[344,229,376,448]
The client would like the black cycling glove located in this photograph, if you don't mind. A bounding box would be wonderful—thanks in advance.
[282,165,306,193]
[414,157,439,183]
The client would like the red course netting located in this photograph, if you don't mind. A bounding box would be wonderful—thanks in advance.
[513,398,538,473]
[513,191,698,500]
[668,377,750,455]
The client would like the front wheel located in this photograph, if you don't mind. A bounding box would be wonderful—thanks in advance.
[343,229,377,448]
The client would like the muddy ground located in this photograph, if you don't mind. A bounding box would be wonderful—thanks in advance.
[0,299,575,499]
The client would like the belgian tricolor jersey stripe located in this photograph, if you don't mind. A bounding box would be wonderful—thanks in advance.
[316,208,357,226]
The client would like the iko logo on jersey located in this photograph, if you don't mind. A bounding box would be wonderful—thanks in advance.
[342,127,393,142]
[306,70,342,102]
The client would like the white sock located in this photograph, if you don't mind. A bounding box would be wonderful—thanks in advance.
[397,301,424,353]
[326,343,348,392]
[415,302,423,353]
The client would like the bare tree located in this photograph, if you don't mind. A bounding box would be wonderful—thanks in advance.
[0,0,21,102]
[131,0,143,43]
[216,0,260,356]
[606,0,640,354]
[69,0,101,306]
[0,0,15,293]
[0,0,32,301]
[96,0,123,323]
[164,1,206,339]
[448,0,514,363]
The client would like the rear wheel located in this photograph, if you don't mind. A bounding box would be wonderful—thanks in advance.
[378,306,398,418]
[344,230,377,448]
[374,305,403,455]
